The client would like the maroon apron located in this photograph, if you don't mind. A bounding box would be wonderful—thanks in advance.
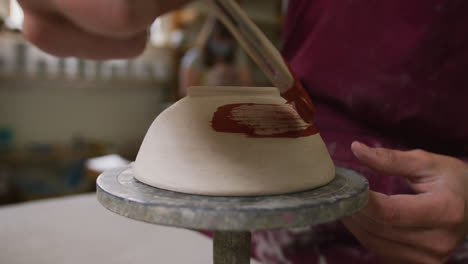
[249,0,468,263]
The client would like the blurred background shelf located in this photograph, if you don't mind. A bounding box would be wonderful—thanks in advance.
[0,0,286,205]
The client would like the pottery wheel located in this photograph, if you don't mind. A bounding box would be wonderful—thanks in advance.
[97,165,368,264]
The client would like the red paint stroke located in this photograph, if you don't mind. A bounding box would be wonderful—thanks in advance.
[281,58,316,124]
[211,103,318,138]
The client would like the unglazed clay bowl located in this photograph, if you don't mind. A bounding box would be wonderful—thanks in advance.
[134,86,335,196]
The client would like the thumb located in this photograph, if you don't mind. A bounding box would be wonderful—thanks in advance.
[358,190,463,227]
[350,141,440,184]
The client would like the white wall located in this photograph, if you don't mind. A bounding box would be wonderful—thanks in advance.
[0,32,175,147]
[0,78,165,147]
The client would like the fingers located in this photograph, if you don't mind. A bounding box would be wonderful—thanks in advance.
[361,191,465,228]
[20,0,188,38]
[51,0,159,39]
[18,0,189,59]
[349,142,468,262]
[22,11,148,59]
[342,218,441,264]
[344,214,460,258]
[350,141,440,182]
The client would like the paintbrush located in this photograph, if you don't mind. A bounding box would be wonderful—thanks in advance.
[209,0,315,123]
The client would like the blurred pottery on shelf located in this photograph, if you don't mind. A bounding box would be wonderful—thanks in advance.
[134,86,335,196]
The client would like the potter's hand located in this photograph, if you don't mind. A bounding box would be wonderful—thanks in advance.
[18,0,190,59]
[342,142,468,264]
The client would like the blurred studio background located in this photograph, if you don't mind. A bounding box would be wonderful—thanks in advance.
[0,0,285,204]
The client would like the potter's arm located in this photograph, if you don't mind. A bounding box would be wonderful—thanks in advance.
[18,0,192,59]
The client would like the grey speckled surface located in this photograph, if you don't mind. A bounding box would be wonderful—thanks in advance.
[97,165,369,231]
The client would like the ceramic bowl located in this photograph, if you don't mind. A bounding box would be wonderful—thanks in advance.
[134,86,335,196]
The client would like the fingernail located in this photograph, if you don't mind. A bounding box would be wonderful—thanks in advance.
[351,141,362,149]
[351,141,374,159]
[351,141,364,154]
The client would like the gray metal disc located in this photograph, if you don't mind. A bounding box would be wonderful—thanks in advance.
[97,165,368,231]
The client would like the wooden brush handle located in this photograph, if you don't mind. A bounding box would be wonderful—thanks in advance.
[210,0,294,92]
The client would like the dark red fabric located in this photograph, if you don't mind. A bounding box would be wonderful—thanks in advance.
[283,0,468,156]
[244,1,468,263]
[282,0,468,203]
